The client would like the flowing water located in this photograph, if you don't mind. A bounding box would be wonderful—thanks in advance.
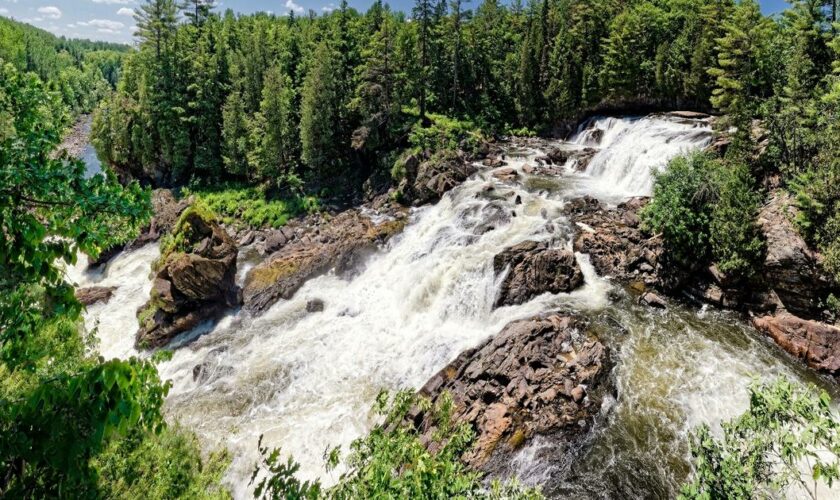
[69,115,840,499]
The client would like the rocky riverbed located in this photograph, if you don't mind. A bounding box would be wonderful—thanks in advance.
[71,113,840,499]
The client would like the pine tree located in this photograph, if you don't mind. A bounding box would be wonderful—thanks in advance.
[300,41,341,177]
[249,65,299,183]
[413,0,433,125]
[352,9,400,153]
[221,90,250,177]
[708,0,778,134]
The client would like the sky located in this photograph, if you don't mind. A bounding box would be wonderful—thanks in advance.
[0,0,793,45]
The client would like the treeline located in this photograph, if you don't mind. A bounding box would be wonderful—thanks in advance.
[94,0,772,192]
[0,16,130,115]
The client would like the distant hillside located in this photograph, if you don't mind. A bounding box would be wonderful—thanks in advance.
[0,16,131,114]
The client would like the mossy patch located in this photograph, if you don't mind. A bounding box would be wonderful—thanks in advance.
[246,259,303,291]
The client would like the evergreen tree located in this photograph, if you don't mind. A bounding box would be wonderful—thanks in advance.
[249,65,299,184]
[300,41,342,177]
[708,0,778,135]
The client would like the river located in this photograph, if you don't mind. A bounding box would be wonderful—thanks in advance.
[68,114,840,499]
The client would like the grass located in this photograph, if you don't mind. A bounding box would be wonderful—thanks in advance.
[181,183,320,229]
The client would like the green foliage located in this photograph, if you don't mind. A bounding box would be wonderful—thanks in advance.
[93,425,231,499]
[0,55,225,498]
[182,184,320,229]
[708,0,780,135]
[709,162,764,278]
[642,151,764,278]
[407,110,485,153]
[680,378,840,499]
[0,17,128,115]
[641,152,718,265]
[252,390,543,499]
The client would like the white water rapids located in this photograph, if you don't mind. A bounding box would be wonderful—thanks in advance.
[68,115,840,499]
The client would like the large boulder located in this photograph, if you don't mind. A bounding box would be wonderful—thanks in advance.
[752,313,840,376]
[569,196,669,288]
[136,207,240,348]
[75,286,116,306]
[399,151,478,205]
[756,191,832,316]
[243,208,407,315]
[493,241,584,307]
[413,313,610,472]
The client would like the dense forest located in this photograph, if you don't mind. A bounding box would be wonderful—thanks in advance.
[4,0,840,497]
[0,16,129,115]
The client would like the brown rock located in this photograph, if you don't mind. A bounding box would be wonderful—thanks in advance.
[752,313,840,375]
[415,313,610,472]
[401,152,478,205]
[639,292,667,309]
[75,286,116,306]
[757,191,831,316]
[493,241,584,307]
[136,208,240,349]
[243,209,408,315]
[492,167,519,182]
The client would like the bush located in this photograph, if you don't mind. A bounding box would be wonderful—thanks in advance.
[709,163,764,278]
[93,426,230,499]
[642,152,764,278]
[641,152,718,264]
[181,184,320,229]
[252,390,543,500]
[680,379,840,499]
[405,108,486,154]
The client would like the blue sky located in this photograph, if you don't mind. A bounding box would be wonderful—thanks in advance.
[1,0,791,45]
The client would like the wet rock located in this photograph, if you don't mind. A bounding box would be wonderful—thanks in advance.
[243,209,408,315]
[639,292,667,309]
[401,152,478,205]
[757,191,832,316]
[493,241,584,307]
[414,313,610,472]
[263,229,290,254]
[192,347,233,385]
[752,313,840,375]
[483,157,507,168]
[75,286,117,306]
[136,208,240,349]
[492,167,519,182]
[306,298,325,313]
[474,203,512,235]
[569,196,667,286]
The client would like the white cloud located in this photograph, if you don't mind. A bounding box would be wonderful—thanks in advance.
[78,19,125,30]
[116,7,133,16]
[66,23,75,27]
[97,28,120,34]
[321,3,336,12]
[37,6,62,19]
[285,0,303,14]
[92,0,132,4]
[0,7,8,14]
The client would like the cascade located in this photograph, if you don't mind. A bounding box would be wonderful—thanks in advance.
[71,115,834,499]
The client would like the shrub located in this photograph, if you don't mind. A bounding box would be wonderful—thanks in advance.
[252,390,543,500]
[641,152,718,264]
[709,162,764,278]
[181,184,320,229]
[680,379,840,499]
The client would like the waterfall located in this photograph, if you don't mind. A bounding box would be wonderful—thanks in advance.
[76,115,836,500]
[569,115,712,199]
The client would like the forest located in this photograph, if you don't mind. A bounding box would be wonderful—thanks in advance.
[3,0,840,498]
